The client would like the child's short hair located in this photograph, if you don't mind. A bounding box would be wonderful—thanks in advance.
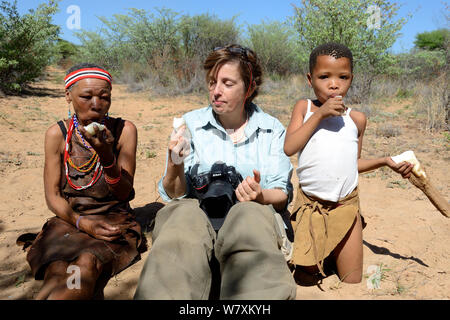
[309,42,353,73]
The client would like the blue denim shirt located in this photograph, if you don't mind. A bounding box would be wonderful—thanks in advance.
[158,103,293,204]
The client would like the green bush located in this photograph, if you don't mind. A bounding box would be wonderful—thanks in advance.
[179,13,240,61]
[177,13,240,89]
[74,8,241,94]
[414,29,449,51]
[56,39,78,60]
[55,38,78,67]
[291,0,408,102]
[246,20,301,75]
[0,0,60,94]
[387,50,446,81]
[395,88,413,99]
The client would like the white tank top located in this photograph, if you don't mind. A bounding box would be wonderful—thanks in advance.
[296,99,359,202]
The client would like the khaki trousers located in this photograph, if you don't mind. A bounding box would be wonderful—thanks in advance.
[134,199,297,300]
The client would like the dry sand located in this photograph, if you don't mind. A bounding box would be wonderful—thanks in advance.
[0,68,448,300]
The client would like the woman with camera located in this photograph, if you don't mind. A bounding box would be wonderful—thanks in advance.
[134,45,297,300]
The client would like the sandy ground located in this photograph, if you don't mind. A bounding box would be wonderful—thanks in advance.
[0,68,448,300]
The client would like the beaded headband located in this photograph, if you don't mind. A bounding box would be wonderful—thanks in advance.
[64,67,112,89]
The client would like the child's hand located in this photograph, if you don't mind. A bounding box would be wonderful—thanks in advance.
[385,157,414,179]
[317,96,347,119]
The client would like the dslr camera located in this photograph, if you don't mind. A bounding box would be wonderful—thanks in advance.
[188,161,243,230]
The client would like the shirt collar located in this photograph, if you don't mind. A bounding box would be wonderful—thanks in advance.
[193,103,272,136]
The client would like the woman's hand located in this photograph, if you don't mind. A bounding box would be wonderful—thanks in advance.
[78,125,115,163]
[235,169,263,203]
[385,157,414,179]
[168,126,190,166]
[162,126,189,199]
[78,214,137,242]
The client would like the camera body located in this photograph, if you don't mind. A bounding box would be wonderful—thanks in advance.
[188,161,243,230]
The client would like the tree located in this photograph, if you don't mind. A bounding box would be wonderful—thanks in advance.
[179,13,240,61]
[291,0,408,101]
[247,20,300,75]
[55,39,78,66]
[414,29,449,51]
[75,8,181,82]
[387,50,446,81]
[76,8,179,72]
[74,9,241,93]
[0,0,60,93]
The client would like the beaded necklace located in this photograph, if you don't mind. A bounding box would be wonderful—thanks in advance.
[67,152,99,173]
[72,114,107,149]
[64,118,103,190]
[67,114,99,172]
[73,114,93,149]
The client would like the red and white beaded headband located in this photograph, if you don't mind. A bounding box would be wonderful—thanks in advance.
[64,67,112,89]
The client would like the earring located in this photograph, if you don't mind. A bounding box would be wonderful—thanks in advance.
[67,103,72,119]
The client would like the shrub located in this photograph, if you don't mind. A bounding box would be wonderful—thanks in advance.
[0,0,60,94]
[376,123,401,138]
[292,0,408,102]
[55,38,78,67]
[414,29,450,51]
[414,73,449,131]
[74,8,241,95]
[179,13,240,62]
[246,20,301,75]
[387,49,446,81]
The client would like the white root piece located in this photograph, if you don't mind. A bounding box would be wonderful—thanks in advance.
[172,117,191,140]
[335,95,347,115]
[84,122,105,135]
[391,150,449,218]
[391,150,426,178]
[173,117,186,131]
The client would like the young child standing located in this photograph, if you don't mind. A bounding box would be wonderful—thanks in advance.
[284,43,414,283]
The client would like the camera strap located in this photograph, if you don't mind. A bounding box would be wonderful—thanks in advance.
[189,163,200,177]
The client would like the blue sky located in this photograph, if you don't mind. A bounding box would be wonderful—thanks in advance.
[17,0,449,53]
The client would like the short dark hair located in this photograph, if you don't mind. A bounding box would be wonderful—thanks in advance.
[204,44,263,109]
[309,42,353,73]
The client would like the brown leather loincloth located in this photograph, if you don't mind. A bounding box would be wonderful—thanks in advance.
[27,213,146,280]
[25,118,146,280]
[289,186,365,275]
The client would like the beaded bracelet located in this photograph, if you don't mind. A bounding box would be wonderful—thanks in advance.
[105,169,121,185]
[76,215,83,230]
[102,156,116,169]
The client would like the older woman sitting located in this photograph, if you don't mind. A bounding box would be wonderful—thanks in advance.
[26,63,145,299]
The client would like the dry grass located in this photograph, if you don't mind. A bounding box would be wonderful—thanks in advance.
[414,73,449,131]
[376,123,402,138]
